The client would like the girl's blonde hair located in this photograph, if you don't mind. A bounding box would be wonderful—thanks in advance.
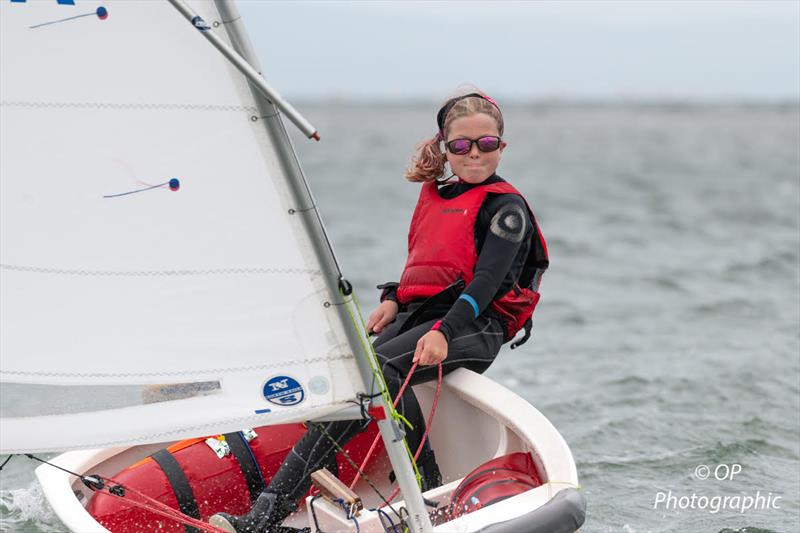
[405,89,504,183]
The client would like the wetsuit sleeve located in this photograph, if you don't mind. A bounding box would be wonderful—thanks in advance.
[437,195,530,343]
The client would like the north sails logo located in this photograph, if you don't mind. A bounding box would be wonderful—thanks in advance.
[268,379,289,391]
[262,375,305,406]
[441,208,468,215]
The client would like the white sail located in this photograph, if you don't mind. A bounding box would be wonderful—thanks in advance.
[0,0,368,454]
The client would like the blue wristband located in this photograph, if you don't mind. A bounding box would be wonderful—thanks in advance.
[458,294,480,318]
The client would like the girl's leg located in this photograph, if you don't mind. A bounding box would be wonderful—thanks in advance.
[210,418,366,532]
[373,314,504,456]
[267,419,366,502]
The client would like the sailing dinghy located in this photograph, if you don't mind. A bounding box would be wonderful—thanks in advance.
[0,1,586,531]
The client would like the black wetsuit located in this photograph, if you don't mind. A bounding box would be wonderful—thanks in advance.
[263,174,534,510]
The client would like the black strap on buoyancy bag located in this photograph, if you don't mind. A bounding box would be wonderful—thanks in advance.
[150,449,201,533]
[223,431,266,503]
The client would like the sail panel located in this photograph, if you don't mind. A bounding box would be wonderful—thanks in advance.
[0,0,245,106]
[0,0,367,453]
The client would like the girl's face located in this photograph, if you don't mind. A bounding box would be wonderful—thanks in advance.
[445,113,506,184]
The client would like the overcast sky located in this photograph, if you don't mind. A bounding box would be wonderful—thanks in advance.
[236,0,800,102]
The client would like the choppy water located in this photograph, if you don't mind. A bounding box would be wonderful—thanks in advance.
[2,103,799,532]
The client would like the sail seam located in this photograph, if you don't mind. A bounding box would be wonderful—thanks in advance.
[0,100,257,113]
[1,355,354,378]
[0,264,321,277]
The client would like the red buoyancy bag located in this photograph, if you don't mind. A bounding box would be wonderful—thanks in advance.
[396,181,548,341]
[448,452,543,520]
[86,423,384,532]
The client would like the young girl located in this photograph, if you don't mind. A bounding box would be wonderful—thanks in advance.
[211,91,549,533]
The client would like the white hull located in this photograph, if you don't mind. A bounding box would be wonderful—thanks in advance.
[37,369,583,532]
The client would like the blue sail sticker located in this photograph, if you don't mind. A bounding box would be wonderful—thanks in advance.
[262,376,305,407]
[29,6,108,30]
[104,178,179,199]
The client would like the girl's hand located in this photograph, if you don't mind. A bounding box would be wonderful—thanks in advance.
[413,330,448,366]
[367,300,399,334]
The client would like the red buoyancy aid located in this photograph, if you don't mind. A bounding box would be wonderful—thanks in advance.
[396,180,549,342]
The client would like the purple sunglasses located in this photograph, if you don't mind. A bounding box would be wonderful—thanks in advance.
[445,135,502,155]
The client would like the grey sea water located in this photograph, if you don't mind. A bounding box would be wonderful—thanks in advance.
[1,103,798,532]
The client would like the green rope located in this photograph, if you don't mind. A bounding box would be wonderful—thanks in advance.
[339,287,424,487]
[394,413,413,432]
[344,290,393,406]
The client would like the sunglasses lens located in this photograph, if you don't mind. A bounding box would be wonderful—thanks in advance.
[477,136,500,152]
[448,139,471,154]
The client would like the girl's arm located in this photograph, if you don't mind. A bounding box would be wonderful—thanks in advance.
[437,194,532,342]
